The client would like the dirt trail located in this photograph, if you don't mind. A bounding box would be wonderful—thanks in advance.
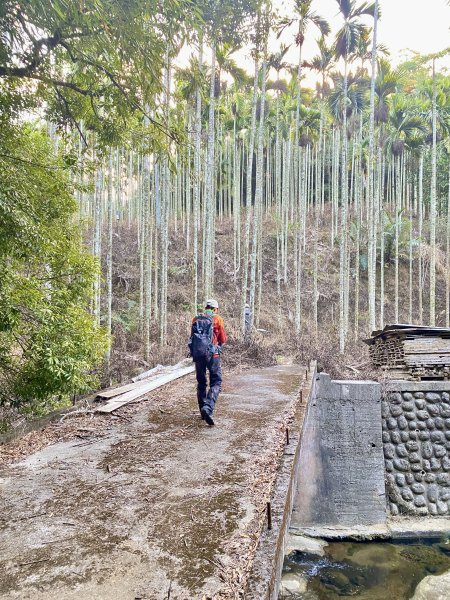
[0,365,305,600]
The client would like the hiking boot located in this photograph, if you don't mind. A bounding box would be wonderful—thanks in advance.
[201,407,215,426]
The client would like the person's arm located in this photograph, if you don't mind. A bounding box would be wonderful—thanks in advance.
[216,316,227,346]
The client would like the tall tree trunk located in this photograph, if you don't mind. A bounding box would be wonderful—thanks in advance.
[204,42,216,299]
[249,51,267,329]
[339,56,349,352]
[142,149,152,360]
[367,0,379,332]
[153,162,160,321]
[294,34,304,335]
[394,155,401,323]
[429,59,437,326]
[242,56,260,336]
[159,48,171,346]
[193,37,203,311]
[446,164,450,327]
[418,152,424,324]
[105,151,114,369]
[93,162,103,326]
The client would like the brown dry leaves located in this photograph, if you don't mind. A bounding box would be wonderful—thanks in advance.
[0,377,187,469]
[212,378,306,600]
[0,411,108,468]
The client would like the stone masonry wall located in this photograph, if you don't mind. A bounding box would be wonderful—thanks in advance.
[383,382,450,517]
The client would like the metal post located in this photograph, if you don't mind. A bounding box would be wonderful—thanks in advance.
[267,502,272,530]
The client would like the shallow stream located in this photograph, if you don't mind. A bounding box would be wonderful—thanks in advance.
[280,538,450,599]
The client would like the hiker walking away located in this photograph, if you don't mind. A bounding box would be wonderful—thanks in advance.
[188,299,227,426]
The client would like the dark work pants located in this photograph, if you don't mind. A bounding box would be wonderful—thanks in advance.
[195,355,222,415]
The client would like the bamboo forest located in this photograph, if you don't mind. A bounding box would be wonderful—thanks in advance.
[2,0,450,416]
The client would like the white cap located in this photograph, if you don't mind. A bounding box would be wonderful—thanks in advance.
[205,298,219,309]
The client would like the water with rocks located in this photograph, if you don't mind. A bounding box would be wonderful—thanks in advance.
[280,538,450,599]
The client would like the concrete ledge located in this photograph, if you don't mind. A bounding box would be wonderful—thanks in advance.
[245,362,317,600]
[291,524,390,540]
[291,518,450,540]
[388,517,450,538]
[0,399,92,445]
[385,381,450,392]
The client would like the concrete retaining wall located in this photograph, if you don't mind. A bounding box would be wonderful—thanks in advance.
[248,374,450,599]
[290,374,386,532]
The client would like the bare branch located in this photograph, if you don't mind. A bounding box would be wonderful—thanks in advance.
[0,153,68,170]
[54,87,88,147]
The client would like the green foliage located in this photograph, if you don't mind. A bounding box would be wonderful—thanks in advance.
[334,0,375,60]
[0,121,108,411]
[381,210,417,264]
[374,58,405,124]
[112,301,140,334]
[329,70,369,121]
[359,253,368,271]
[0,0,202,148]
[195,0,259,46]
[385,94,427,156]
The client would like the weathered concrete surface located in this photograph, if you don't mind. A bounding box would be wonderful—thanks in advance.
[245,363,315,600]
[411,570,450,600]
[0,364,305,600]
[388,517,450,538]
[387,381,450,393]
[291,374,386,532]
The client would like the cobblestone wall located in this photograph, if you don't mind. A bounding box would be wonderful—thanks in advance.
[383,384,450,517]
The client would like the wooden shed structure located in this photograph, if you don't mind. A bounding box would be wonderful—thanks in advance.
[364,324,450,380]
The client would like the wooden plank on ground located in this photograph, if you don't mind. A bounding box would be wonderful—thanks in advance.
[95,365,195,413]
[96,382,143,399]
[97,360,192,399]
[97,375,165,399]
[132,365,164,383]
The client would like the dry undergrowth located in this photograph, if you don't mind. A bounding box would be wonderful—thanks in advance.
[105,210,440,391]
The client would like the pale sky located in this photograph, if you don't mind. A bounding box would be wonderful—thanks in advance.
[271,0,450,82]
[283,0,450,59]
[177,0,450,84]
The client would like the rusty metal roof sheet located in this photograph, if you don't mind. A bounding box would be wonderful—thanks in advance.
[364,324,450,345]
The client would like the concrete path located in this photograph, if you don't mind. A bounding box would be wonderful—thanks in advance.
[0,364,305,600]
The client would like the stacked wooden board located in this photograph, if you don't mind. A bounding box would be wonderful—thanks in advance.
[368,336,405,367]
[365,324,450,380]
[95,359,195,413]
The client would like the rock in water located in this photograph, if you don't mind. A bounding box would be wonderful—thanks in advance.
[410,570,450,600]
[280,572,308,595]
[285,534,327,557]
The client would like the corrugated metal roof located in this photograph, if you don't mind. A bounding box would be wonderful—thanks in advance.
[364,324,450,345]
